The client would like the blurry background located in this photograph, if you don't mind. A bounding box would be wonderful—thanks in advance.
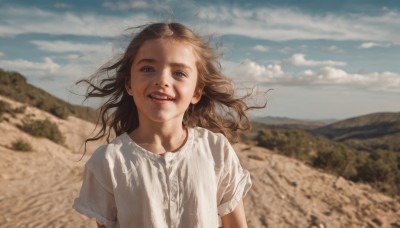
[1,0,399,120]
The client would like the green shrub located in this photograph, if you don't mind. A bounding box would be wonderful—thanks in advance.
[256,128,317,164]
[12,106,26,114]
[256,130,285,150]
[11,138,32,152]
[49,104,69,119]
[0,100,11,114]
[357,159,391,182]
[313,147,357,179]
[19,119,65,144]
[0,68,98,122]
[253,126,400,196]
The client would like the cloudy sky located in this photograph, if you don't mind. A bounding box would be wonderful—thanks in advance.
[1,0,399,120]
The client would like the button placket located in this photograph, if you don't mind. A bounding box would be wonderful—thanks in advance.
[158,159,169,211]
[165,154,180,228]
[163,154,173,227]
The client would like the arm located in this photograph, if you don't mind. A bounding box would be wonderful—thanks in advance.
[97,223,106,228]
[220,199,248,228]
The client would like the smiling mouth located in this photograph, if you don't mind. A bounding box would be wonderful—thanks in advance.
[149,94,175,101]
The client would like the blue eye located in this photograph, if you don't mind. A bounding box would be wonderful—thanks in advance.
[174,71,187,78]
[140,67,154,73]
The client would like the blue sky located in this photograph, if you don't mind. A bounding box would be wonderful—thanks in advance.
[0,0,399,120]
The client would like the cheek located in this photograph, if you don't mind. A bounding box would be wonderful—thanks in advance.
[186,80,199,94]
[129,77,145,91]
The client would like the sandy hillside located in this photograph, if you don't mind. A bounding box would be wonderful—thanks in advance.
[0,95,399,228]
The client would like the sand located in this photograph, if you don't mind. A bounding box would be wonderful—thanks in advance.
[0,96,399,227]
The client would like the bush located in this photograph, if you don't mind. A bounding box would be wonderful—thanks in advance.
[313,147,357,179]
[0,68,98,122]
[256,128,317,164]
[49,104,69,119]
[0,100,11,122]
[12,106,26,114]
[256,130,286,150]
[0,100,11,114]
[11,138,32,152]
[357,159,391,182]
[19,119,65,144]
[253,126,400,196]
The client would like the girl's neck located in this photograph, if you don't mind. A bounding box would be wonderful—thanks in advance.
[129,123,188,155]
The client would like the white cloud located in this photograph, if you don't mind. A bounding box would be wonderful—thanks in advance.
[252,45,269,52]
[327,45,338,51]
[0,51,4,58]
[359,42,392,49]
[54,3,72,9]
[283,53,347,67]
[279,47,292,54]
[1,5,399,45]
[224,60,400,92]
[0,40,121,83]
[303,69,315,76]
[223,59,284,83]
[325,45,343,53]
[0,55,103,83]
[0,57,60,75]
[0,6,152,37]
[102,0,152,10]
[196,6,400,44]
[29,40,119,74]
[64,54,84,60]
[309,67,400,91]
[31,40,114,54]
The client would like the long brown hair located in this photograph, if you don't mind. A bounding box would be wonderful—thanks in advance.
[78,22,264,145]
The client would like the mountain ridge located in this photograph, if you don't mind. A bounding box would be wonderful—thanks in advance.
[312,112,400,152]
[253,116,337,129]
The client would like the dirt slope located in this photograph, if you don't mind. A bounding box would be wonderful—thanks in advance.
[238,144,399,227]
[0,96,399,227]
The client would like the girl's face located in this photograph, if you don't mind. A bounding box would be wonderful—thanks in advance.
[126,38,202,126]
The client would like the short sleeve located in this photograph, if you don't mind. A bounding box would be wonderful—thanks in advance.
[216,138,252,216]
[73,162,117,227]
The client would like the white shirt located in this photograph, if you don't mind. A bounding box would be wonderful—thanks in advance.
[73,127,251,228]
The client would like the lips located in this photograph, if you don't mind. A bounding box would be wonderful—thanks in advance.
[148,92,175,101]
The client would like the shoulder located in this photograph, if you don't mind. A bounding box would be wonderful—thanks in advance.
[86,133,130,170]
[83,133,137,189]
[191,127,234,166]
[192,127,229,146]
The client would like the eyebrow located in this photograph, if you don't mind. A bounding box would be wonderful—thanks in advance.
[136,58,156,64]
[136,58,193,71]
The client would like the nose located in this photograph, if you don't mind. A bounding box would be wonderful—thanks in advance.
[154,69,170,87]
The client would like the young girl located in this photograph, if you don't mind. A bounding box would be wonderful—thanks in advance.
[73,22,261,228]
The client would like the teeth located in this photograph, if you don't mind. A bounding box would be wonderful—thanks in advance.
[151,94,171,100]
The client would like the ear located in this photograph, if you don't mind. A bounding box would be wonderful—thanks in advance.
[125,78,133,96]
[191,86,203,104]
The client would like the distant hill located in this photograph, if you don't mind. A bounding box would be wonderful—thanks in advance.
[253,116,337,130]
[246,120,400,197]
[312,112,400,152]
[0,68,97,122]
